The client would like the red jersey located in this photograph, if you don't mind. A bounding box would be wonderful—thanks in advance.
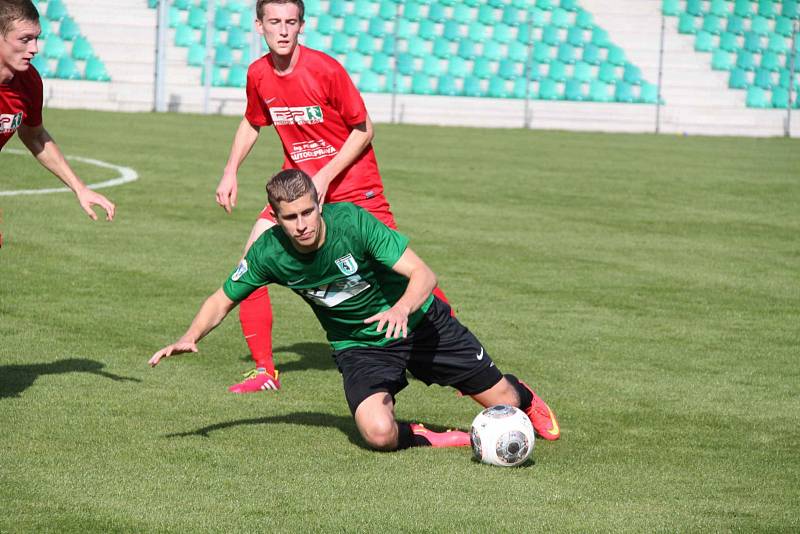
[0,65,43,151]
[245,46,383,204]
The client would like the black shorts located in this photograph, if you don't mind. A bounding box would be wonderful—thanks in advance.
[332,297,503,414]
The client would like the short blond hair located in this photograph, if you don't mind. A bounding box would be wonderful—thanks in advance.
[0,0,39,37]
[266,169,318,214]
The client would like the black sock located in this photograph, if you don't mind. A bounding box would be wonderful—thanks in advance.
[396,422,432,449]
[504,374,533,412]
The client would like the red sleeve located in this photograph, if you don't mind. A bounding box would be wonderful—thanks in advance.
[244,61,271,127]
[24,66,43,127]
[327,59,367,127]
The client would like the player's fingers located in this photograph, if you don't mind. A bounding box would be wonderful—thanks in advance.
[363,313,379,324]
[82,204,99,221]
[100,199,116,221]
[148,352,163,367]
[231,185,237,208]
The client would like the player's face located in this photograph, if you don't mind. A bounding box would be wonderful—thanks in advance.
[256,3,304,59]
[275,192,324,252]
[0,19,40,75]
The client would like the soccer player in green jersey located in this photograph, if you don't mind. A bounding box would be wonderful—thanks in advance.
[149,169,560,449]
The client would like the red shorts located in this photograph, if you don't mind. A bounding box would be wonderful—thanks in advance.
[258,193,397,229]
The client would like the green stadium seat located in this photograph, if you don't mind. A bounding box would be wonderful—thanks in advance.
[356,34,376,55]
[567,26,585,47]
[572,61,592,82]
[85,56,110,81]
[201,64,225,86]
[39,16,52,38]
[31,55,53,77]
[771,86,789,107]
[303,31,325,50]
[463,76,483,97]
[394,19,413,40]
[678,13,697,34]
[516,24,532,45]
[551,8,571,29]
[694,30,714,52]
[447,56,469,78]
[396,53,415,76]
[607,45,626,66]
[174,0,192,9]
[734,0,752,18]
[598,61,616,83]
[472,57,493,79]
[729,67,749,88]
[43,36,67,59]
[188,7,207,30]
[367,17,386,38]
[542,24,560,46]
[538,78,561,100]
[370,52,391,74]
[638,82,659,104]
[761,51,781,72]
[329,0,347,18]
[591,27,611,47]
[315,15,335,35]
[614,82,634,103]
[548,60,567,82]
[46,0,68,21]
[482,40,503,62]
[55,55,80,79]
[457,38,477,60]
[354,0,374,17]
[507,41,528,62]
[561,0,579,12]
[753,68,774,89]
[746,86,769,107]
[228,27,248,49]
[303,0,322,17]
[774,16,795,37]
[452,4,472,25]
[487,76,510,98]
[71,35,93,60]
[736,50,756,70]
[528,60,544,81]
[530,7,549,27]
[711,48,734,70]
[381,37,396,55]
[428,3,448,24]
[403,1,423,22]
[331,33,350,54]
[432,37,451,58]
[436,74,459,96]
[512,77,531,99]
[422,55,441,76]
[468,21,488,43]
[407,37,428,58]
[345,52,367,74]
[575,9,593,29]
[214,8,232,31]
[502,5,522,26]
[743,31,761,52]
[784,1,799,19]
[750,16,770,35]
[767,34,789,54]
[492,23,513,44]
[564,78,585,100]
[418,19,438,41]
[719,31,739,52]
[701,14,722,35]
[623,63,642,85]
[378,0,396,20]
[187,43,205,66]
[686,0,702,16]
[148,0,158,8]
[215,44,233,67]
[58,16,80,41]
[174,24,195,47]
[582,43,601,65]
[477,5,495,25]
[588,79,612,101]
[343,15,363,36]
[443,20,461,41]
[726,15,745,35]
[779,69,799,89]
[498,58,518,80]
[757,0,776,19]
[228,64,247,87]
[709,0,729,17]
[557,42,576,64]
[533,44,553,63]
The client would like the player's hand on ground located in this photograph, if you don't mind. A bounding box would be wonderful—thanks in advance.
[76,187,115,221]
[215,173,238,213]
[148,341,198,367]
[364,306,410,339]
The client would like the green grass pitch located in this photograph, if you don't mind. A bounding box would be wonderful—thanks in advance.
[1,109,799,532]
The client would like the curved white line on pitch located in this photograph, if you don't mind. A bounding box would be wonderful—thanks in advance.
[0,148,138,196]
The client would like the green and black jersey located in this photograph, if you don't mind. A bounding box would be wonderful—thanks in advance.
[223,202,434,350]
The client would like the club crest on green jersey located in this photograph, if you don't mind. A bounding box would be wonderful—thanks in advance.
[335,254,358,276]
[232,259,248,281]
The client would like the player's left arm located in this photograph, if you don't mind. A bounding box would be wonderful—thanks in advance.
[364,247,437,339]
[310,115,374,203]
[17,123,116,221]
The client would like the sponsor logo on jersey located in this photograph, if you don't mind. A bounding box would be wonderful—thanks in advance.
[0,112,23,134]
[232,259,248,281]
[269,105,324,126]
[335,253,358,276]
[302,274,370,307]
[289,139,338,163]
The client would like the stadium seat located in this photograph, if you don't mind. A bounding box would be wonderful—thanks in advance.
[331,33,350,54]
[214,8,232,31]
[227,64,247,87]
[329,0,347,18]
[678,13,697,34]
[428,3,448,24]
[557,42,576,64]
[407,37,428,58]
[774,16,795,37]
[85,56,110,81]
[188,7,207,30]
[572,61,592,82]
[214,44,233,67]
[767,34,789,54]
[542,25,560,46]
[58,16,80,41]
[711,49,734,70]
[315,15,335,35]
[709,0,729,17]
[432,37,452,59]
[758,0,776,19]
[502,5,522,26]
[614,82,634,103]
[530,7,548,28]
[437,74,459,96]
[487,76,510,98]
[403,1,423,22]
[378,0,396,21]
[468,21,488,43]
[463,76,483,97]
[187,43,205,66]
[701,14,722,35]
[43,36,67,59]
[761,51,780,72]
[591,27,611,47]
[726,15,745,35]
[694,30,714,52]
[168,6,181,29]
[548,60,567,82]
[174,24,195,47]
[582,43,601,65]
[733,0,752,18]
[355,34,376,55]
[381,36,396,55]
[345,52,367,74]
[31,54,53,77]
[354,0,374,17]
[607,45,626,66]
[472,57,493,79]
[638,82,659,104]
[743,32,762,53]
[564,78,585,101]
[718,31,739,52]
[422,55,441,77]
[750,16,770,35]
[685,0,702,16]
[598,61,617,83]
[173,0,192,9]
[482,40,503,62]
[498,58,518,80]
[71,35,93,60]
[538,78,561,100]
[447,56,469,78]
[784,1,799,18]
[536,0,555,11]
[227,27,248,50]
[507,41,528,63]
[201,64,226,86]
[736,50,756,70]
[370,52,391,74]
[396,53,415,76]
[452,4,472,25]
[477,5,495,25]
[561,0,580,12]
[729,67,749,88]
[512,77,531,99]
[745,86,769,107]
[457,38,477,60]
[394,19,413,40]
[46,0,68,21]
[492,23,513,45]
[55,55,81,79]
[588,79,612,101]
[533,44,553,63]
[575,9,593,29]
[303,0,322,17]
[623,63,642,85]
[366,17,385,38]
[753,68,773,89]
[343,15,362,36]
[418,19,437,41]
[771,86,789,108]
[567,26,585,47]
[550,9,571,29]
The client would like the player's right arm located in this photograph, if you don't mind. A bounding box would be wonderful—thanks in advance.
[148,288,237,367]
[216,118,261,214]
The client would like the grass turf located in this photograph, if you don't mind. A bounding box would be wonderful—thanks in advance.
[1,109,799,532]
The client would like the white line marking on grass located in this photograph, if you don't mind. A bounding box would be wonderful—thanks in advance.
[0,148,139,196]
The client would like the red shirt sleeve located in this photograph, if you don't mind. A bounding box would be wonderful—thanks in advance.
[244,60,271,127]
[326,59,367,127]
[24,66,43,127]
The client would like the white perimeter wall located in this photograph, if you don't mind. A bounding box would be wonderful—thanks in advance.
[41,0,799,137]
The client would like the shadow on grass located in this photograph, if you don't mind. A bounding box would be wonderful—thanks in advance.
[0,358,141,399]
[238,342,334,373]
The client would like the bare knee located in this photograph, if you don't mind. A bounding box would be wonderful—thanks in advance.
[359,417,398,451]
[471,377,520,408]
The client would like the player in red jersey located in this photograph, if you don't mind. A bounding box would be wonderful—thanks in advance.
[0,0,115,231]
[215,0,449,394]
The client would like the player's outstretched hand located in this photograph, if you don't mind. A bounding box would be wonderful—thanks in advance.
[216,173,238,214]
[76,187,115,221]
[149,342,198,367]
[364,306,409,339]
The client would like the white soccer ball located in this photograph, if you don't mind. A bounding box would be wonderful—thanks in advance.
[470,405,535,467]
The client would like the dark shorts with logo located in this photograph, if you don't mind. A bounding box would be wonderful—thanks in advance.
[332,297,503,414]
